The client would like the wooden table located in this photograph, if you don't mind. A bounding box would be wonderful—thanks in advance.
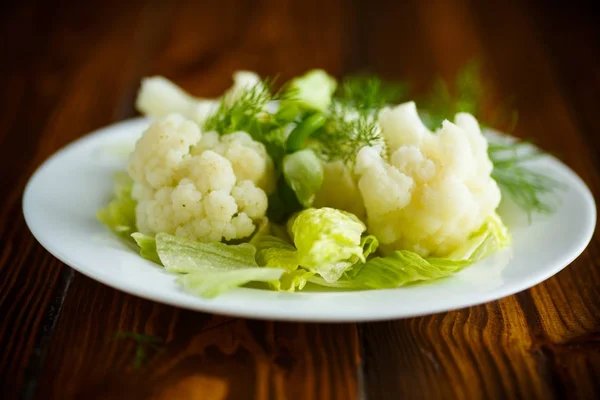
[2,0,599,398]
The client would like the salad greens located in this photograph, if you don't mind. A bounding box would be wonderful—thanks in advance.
[282,149,324,207]
[179,268,284,298]
[288,207,368,282]
[254,235,312,292]
[335,74,406,116]
[351,252,471,289]
[202,77,281,138]
[418,60,484,130]
[100,181,510,297]
[255,235,298,270]
[131,233,160,264]
[270,269,314,292]
[286,112,328,152]
[352,214,510,289]
[97,172,136,244]
[285,69,337,112]
[306,213,509,290]
[488,141,562,217]
[98,64,560,298]
[313,107,383,164]
[132,231,285,298]
[155,233,258,274]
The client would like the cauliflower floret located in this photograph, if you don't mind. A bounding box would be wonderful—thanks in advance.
[135,71,261,126]
[135,77,217,125]
[136,77,198,119]
[231,181,269,219]
[129,114,275,242]
[128,114,200,189]
[192,131,276,193]
[353,102,501,256]
[221,132,275,192]
[188,150,237,193]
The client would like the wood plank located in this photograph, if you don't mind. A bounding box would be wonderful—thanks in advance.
[471,0,600,346]
[359,0,600,399]
[361,298,554,399]
[512,3,600,397]
[0,1,163,397]
[35,1,362,399]
[36,275,360,400]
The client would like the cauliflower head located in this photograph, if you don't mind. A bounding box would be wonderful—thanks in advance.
[354,101,501,256]
[128,114,275,242]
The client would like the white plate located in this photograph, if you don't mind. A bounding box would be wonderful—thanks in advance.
[23,118,596,322]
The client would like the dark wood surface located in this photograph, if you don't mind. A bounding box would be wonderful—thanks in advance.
[1,0,599,399]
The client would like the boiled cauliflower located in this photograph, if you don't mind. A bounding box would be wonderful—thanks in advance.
[354,101,501,256]
[128,114,275,242]
[314,101,501,257]
[313,160,366,220]
[135,71,262,125]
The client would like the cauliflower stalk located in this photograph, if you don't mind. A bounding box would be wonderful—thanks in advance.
[317,101,501,257]
[128,114,275,243]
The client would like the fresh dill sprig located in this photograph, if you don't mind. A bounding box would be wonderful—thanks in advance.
[313,75,398,164]
[202,77,290,141]
[313,106,383,164]
[113,331,164,369]
[419,60,483,130]
[418,60,562,216]
[335,75,406,115]
[488,141,562,216]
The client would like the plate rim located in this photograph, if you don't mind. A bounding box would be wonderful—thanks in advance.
[22,117,598,322]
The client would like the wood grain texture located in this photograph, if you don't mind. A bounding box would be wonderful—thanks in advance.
[0,0,171,397]
[33,1,363,399]
[35,276,360,400]
[0,0,138,397]
[359,0,600,399]
[1,0,599,399]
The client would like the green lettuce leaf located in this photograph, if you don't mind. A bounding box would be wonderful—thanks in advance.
[97,172,137,243]
[131,233,161,265]
[249,217,271,246]
[309,214,510,290]
[155,232,258,273]
[270,223,292,243]
[179,268,284,298]
[289,208,367,282]
[283,149,324,207]
[307,252,470,291]
[270,269,314,292]
[342,234,379,279]
[466,213,511,262]
[147,233,287,298]
[255,235,299,271]
[352,214,510,289]
[255,235,313,292]
[354,251,470,289]
[306,275,362,289]
[361,235,379,259]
